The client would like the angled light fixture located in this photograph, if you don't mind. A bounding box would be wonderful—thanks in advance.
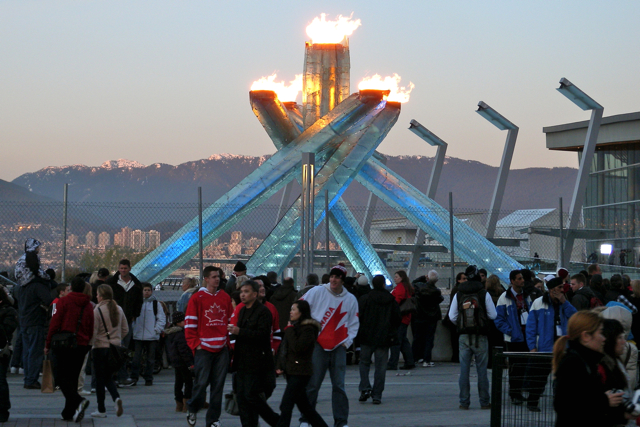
[409,119,446,146]
[557,78,603,111]
[476,101,517,130]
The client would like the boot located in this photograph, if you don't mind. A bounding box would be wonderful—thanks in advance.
[182,399,188,413]
[176,400,183,412]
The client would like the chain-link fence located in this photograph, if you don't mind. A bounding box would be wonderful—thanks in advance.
[2,197,639,291]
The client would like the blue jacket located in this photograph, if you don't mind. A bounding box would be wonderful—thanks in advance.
[495,288,531,343]
[526,293,577,352]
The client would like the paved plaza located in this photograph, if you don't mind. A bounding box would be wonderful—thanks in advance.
[5,363,491,427]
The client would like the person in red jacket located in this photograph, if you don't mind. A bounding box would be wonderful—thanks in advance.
[185,266,233,427]
[388,270,416,370]
[45,276,94,422]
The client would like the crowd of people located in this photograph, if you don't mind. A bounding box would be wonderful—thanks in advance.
[5,237,640,426]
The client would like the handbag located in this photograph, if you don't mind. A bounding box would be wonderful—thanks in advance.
[41,356,54,393]
[98,307,130,374]
[50,305,86,349]
[224,391,240,416]
[399,296,417,316]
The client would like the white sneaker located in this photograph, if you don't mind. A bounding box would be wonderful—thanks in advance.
[18,368,24,375]
[115,397,123,417]
[79,390,91,396]
[211,422,221,427]
[300,423,311,427]
[423,361,428,367]
[426,362,435,367]
[91,411,107,418]
[9,367,17,374]
[74,399,89,423]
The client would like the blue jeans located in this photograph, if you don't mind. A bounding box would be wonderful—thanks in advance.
[188,348,229,426]
[458,334,490,407]
[358,344,389,400]
[301,343,348,427]
[388,323,414,369]
[130,340,157,382]
[21,325,46,386]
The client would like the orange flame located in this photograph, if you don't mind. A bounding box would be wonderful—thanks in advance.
[250,74,303,102]
[357,74,415,103]
[306,13,361,44]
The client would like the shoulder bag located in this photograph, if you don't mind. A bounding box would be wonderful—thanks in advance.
[50,304,85,349]
[98,307,130,373]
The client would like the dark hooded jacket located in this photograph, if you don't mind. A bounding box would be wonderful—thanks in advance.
[165,325,194,368]
[358,287,401,347]
[230,301,273,373]
[107,272,143,323]
[277,318,321,376]
[413,281,444,322]
[270,282,299,332]
[571,286,600,311]
[17,277,53,329]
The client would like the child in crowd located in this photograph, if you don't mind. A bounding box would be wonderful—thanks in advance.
[165,311,194,412]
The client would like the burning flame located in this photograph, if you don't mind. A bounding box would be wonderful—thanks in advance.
[358,74,415,103]
[250,74,303,102]
[306,13,361,44]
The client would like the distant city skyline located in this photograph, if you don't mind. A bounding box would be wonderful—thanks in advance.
[2,1,639,182]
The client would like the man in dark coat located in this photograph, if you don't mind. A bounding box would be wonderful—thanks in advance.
[270,277,298,333]
[412,270,444,367]
[227,281,279,426]
[357,275,401,404]
[106,259,143,385]
[225,261,247,296]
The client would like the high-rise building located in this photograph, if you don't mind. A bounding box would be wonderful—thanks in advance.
[228,230,243,255]
[148,230,160,249]
[114,226,133,247]
[132,229,145,251]
[85,231,96,247]
[98,232,110,247]
[67,234,79,246]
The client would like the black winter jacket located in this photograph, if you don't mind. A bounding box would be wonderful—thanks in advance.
[571,286,600,311]
[107,272,143,323]
[554,341,611,427]
[277,319,321,376]
[270,283,298,332]
[165,325,194,368]
[413,281,444,322]
[358,288,401,347]
[231,301,273,373]
[17,277,53,329]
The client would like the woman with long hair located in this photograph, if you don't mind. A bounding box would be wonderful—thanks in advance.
[553,311,624,426]
[388,270,415,370]
[275,300,328,427]
[91,284,128,418]
[600,319,634,426]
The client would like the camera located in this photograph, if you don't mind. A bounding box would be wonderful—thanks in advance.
[611,389,640,416]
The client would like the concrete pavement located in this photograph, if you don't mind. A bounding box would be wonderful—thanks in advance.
[5,363,491,427]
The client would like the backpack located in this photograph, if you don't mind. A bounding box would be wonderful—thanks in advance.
[590,296,603,309]
[456,289,488,335]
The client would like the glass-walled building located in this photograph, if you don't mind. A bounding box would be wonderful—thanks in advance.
[544,112,640,266]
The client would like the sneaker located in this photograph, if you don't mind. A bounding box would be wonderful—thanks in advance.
[91,411,107,418]
[10,367,17,374]
[187,411,197,427]
[210,422,221,427]
[416,359,424,364]
[79,390,91,396]
[358,390,370,402]
[18,368,24,375]
[24,382,41,389]
[74,399,90,423]
[426,362,435,367]
[115,398,123,417]
[300,423,311,427]
[372,399,381,405]
[91,388,96,394]
[120,378,136,387]
[459,405,469,410]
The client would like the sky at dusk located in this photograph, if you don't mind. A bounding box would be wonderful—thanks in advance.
[2,0,639,182]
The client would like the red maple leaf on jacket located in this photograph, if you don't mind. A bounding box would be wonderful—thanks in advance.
[317,302,348,350]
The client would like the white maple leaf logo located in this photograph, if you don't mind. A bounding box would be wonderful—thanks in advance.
[204,303,226,326]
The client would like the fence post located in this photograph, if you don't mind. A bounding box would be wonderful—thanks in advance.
[198,187,204,283]
[490,347,504,427]
[559,197,564,268]
[325,189,330,270]
[61,183,68,283]
[449,192,455,289]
